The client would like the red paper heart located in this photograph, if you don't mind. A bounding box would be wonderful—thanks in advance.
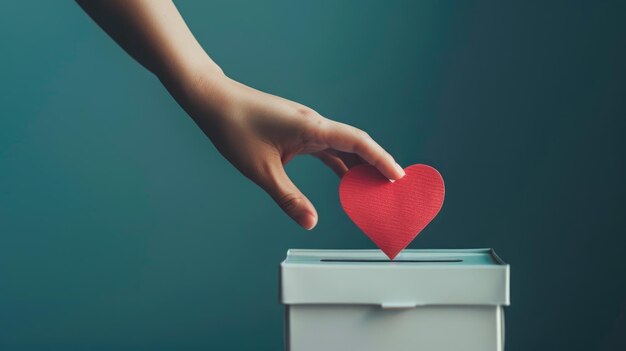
[339,164,445,259]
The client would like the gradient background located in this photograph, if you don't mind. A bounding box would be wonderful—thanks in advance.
[1,1,625,350]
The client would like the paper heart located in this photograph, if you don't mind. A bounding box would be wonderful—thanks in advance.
[339,164,445,259]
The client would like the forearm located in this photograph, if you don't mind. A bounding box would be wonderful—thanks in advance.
[76,0,222,83]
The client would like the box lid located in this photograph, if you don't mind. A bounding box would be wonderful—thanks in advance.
[280,249,509,307]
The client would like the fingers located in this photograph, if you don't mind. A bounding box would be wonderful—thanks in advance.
[323,121,405,180]
[255,160,318,230]
[312,151,349,177]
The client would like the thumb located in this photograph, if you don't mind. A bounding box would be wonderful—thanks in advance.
[257,160,318,230]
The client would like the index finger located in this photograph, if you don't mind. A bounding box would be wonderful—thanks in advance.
[322,121,405,180]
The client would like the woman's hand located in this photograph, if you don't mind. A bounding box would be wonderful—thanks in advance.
[167,68,405,230]
[77,0,404,230]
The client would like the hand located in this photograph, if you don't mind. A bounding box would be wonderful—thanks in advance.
[75,0,404,230]
[167,68,405,230]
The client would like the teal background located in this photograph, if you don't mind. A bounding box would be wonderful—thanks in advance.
[1,1,625,350]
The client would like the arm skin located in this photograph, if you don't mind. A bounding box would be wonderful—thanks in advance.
[77,0,405,230]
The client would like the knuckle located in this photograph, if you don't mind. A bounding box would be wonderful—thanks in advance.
[360,130,371,139]
[277,193,304,214]
[353,136,371,153]
[241,161,274,190]
[305,114,325,130]
[351,140,366,154]
[294,105,318,119]
[352,127,370,140]
[300,115,327,141]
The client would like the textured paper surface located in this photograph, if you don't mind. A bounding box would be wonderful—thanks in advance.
[339,164,445,259]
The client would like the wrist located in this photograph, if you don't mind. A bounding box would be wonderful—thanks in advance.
[158,55,235,126]
[157,52,224,86]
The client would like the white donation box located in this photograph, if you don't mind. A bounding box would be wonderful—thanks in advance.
[280,249,510,351]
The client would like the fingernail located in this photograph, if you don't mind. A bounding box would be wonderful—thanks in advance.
[300,213,318,230]
[394,162,406,178]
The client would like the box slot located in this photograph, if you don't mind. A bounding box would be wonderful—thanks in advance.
[320,259,463,263]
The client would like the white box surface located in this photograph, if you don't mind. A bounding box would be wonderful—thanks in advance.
[280,249,510,351]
